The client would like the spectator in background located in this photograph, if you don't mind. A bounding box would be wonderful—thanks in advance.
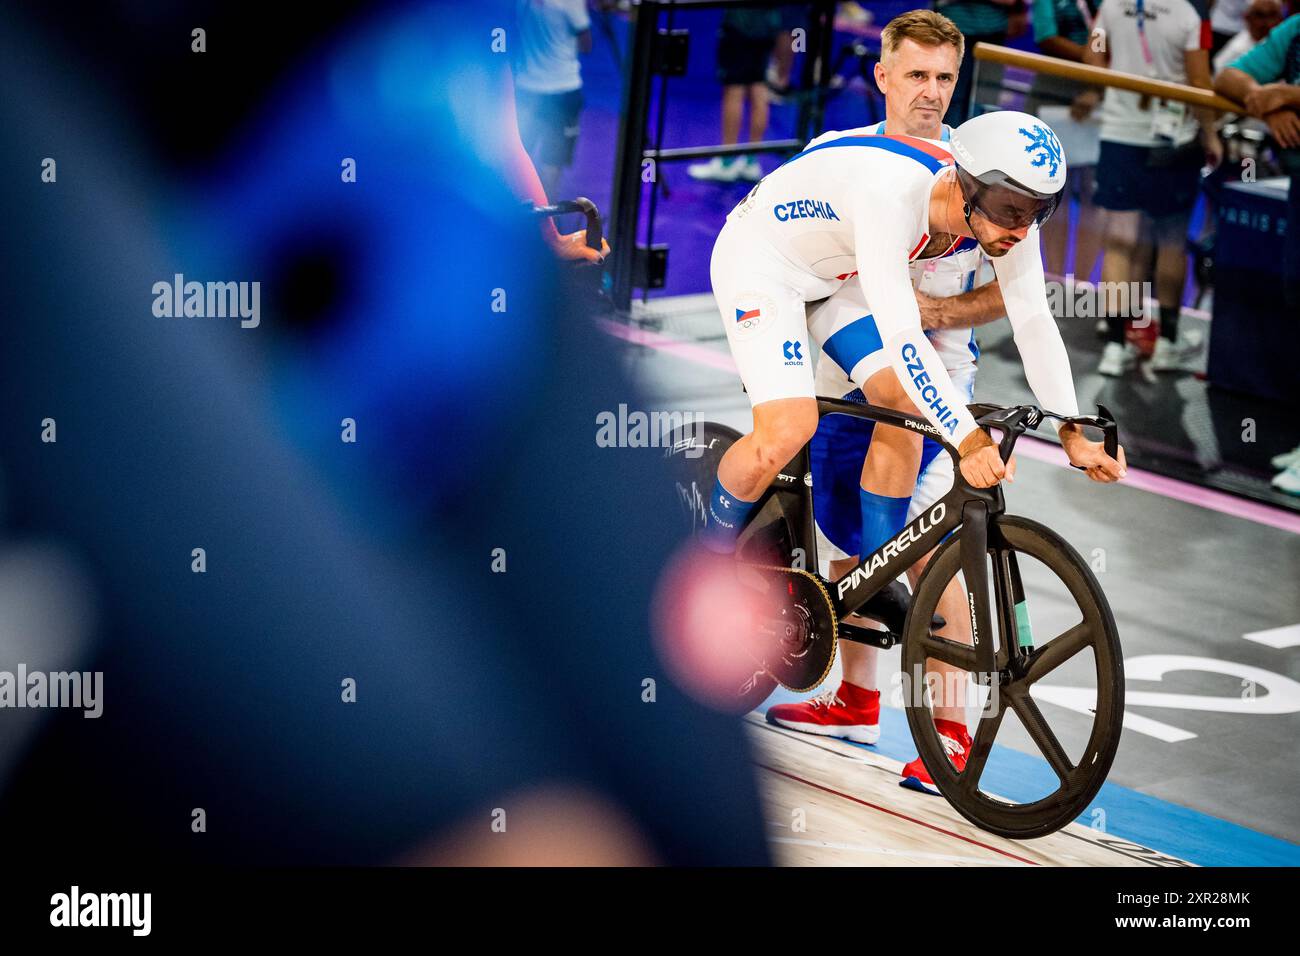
[1029,0,1104,282]
[513,0,593,200]
[1211,0,1252,58]
[690,8,784,183]
[1217,19,1300,278]
[1213,0,1285,72]
[938,0,1030,125]
[1217,10,1300,494]
[1082,0,1222,376]
[766,5,811,102]
[1216,10,1300,155]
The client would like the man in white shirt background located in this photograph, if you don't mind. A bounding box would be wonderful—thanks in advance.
[1081,0,1223,376]
[513,0,593,200]
[1213,0,1285,73]
[1211,0,1251,55]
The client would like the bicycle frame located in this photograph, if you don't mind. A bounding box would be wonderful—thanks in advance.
[751,398,1116,677]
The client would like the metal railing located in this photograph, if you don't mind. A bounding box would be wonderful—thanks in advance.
[972,43,1241,114]
[608,0,839,312]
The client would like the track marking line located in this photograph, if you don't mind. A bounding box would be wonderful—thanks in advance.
[768,834,1021,865]
[598,317,737,373]
[1242,623,1300,648]
[1014,436,1300,535]
[1059,827,1192,867]
[754,762,1041,865]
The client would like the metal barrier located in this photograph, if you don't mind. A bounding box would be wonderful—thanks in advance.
[607,0,840,312]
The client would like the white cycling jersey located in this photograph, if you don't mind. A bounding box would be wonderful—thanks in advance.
[806,129,986,562]
[710,127,1079,443]
[808,122,985,377]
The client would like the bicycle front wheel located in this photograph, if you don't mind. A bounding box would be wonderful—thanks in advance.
[901,515,1124,839]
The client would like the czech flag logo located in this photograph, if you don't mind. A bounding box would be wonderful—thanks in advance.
[731,294,771,338]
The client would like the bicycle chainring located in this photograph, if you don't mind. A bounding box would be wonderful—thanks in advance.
[749,566,839,693]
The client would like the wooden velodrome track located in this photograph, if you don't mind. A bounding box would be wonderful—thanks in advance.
[746,714,1190,867]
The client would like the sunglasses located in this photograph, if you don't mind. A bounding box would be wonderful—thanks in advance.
[958,168,1062,229]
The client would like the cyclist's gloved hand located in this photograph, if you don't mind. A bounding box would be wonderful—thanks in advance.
[957,429,1014,488]
[1060,425,1128,483]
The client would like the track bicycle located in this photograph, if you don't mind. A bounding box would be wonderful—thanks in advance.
[667,398,1125,839]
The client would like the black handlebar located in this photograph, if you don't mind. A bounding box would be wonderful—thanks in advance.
[531,197,604,252]
[971,402,1120,470]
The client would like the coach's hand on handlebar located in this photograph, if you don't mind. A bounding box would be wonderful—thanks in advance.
[958,429,1016,488]
[1060,424,1127,483]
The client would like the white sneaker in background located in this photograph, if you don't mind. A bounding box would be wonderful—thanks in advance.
[687,156,740,182]
[1097,341,1136,377]
[1150,336,1200,372]
[735,156,763,182]
[1272,460,1300,496]
[1270,445,1300,471]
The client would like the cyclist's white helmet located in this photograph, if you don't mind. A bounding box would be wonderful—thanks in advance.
[949,110,1067,229]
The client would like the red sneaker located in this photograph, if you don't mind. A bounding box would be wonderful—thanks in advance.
[765,682,880,744]
[900,718,972,795]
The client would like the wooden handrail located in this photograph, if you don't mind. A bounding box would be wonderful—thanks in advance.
[972,43,1243,113]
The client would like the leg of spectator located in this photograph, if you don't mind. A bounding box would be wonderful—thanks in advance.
[771,31,794,89]
[1287,175,1300,310]
[1074,166,1104,284]
[721,84,745,146]
[1133,224,1158,333]
[1042,186,1070,277]
[747,81,770,143]
[1151,211,1192,343]
[1100,209,1140,344]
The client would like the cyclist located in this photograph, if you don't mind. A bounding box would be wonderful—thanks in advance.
[703,83,1128,789]
[704,105,1127,544]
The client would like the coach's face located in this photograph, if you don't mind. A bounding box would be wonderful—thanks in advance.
[874,39,960,138]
